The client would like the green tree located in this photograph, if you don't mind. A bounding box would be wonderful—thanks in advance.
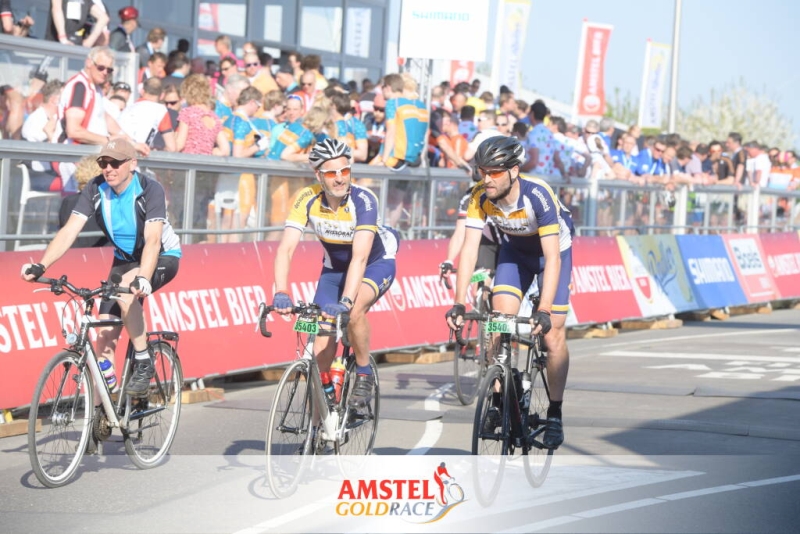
[676,79,795,147]
[604,87,639,126]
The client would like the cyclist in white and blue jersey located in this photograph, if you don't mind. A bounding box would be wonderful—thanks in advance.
[21,138,181,397]
[271,138,399,408]
[445,136,573,449]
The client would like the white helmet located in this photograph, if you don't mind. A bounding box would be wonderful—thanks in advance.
[308,138,352,169]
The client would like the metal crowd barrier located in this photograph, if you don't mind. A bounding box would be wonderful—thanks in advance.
[1,139,799,252]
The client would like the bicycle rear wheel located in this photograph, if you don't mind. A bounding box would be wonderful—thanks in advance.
[335,356,379,458]
[454,318,483,405]
[524,364,553,487]
[266,360,313,498]
[124,341,183,469]
[28,350,93,488]
[471,365,508,506]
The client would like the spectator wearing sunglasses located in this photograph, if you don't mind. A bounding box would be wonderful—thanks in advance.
[244,51,278,96]
[363,92,386,163]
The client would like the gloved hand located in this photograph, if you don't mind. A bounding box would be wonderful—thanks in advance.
[531,310,552,335]
[256,136,270,152]
[445,303,466,329]
[322,302,349,318]
[131,276,152,297]
[22,262,45,280]
[272,292,293,311]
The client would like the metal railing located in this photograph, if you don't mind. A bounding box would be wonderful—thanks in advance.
[1,139,799,252]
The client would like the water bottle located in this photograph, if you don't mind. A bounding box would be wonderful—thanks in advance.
[98,357,117,391]
[520,371,532,411]
[329,358,346,403]
[321,371,336,406]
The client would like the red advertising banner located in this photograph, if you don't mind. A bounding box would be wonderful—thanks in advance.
[569,236,641,324]
[0,239,454,409]
[758,232,800,299]
[721,234,779,303]
[450,60,475,88]
[572,21,613,118]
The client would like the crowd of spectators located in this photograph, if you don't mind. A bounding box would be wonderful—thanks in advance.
[2,2,798,240]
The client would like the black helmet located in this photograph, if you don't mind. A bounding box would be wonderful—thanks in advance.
[308,138,352,169]
[474,135,525,169]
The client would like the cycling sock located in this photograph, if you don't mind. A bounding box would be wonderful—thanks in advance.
[356,364,373,375]
[134,349,151,362]
[547,401,562,420]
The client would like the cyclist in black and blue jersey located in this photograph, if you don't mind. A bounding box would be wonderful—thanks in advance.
[271,138,399,407]
[21,138,181,397]
[445,136,573,449]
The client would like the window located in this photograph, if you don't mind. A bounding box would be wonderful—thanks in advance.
[300,1,343,53]
[198,1,247,37]
[344,3,384,59]
[137,0,195,28]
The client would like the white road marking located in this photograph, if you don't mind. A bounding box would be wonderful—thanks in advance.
[601,351,800,365]
[406,382,451,455]
[647,364,711,371]
[599,328,798,349]
[501,473,800,533]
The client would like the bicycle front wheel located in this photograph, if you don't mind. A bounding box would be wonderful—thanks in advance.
[335,356,380,457]
[454,318,482,405]
[266,360,313,498]
[28,350,94,488]
[524,364,553,487]
[471,365,508,506]
[124,341,183,469]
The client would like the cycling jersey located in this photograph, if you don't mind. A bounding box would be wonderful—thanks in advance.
[335,116,367,149]
[267,119,313,160]
[72,172,181,262]
[465,176,573,257]
[286,183,398,271]
[458,183,502,245]
[383,96,428,164]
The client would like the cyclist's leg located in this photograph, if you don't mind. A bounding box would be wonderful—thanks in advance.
[491,245,536,346]
[536,247,571,448]
[313,269,346,372]
[350,258,395,367]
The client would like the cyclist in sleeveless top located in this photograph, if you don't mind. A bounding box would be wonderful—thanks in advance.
[21,138,181,397]
[445,136,573,449]
[271,139,399,407]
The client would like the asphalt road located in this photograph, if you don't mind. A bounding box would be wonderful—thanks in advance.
[2,309,799,533]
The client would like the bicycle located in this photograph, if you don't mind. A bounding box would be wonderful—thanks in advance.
[454,298,554,505]
[26,274,183,488]
[440,264,494,405]
[257,301,379,498]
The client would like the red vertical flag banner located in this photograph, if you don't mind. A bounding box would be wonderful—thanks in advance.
[572,21,613,119]
[450,60,474,88]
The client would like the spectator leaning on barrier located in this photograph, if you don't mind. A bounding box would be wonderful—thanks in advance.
[118,77,176,152]
[745,141,771,187]
[176,73,228,156]
[726,132,747,186]
[1,0,34,37]
[138,52,167,88]
[704,141,735,185]
[331,91,367,163]
[373,73,428,171]
[47,0,108,47]
[231,86,267,159]
[108,6,138,53]
[363,92,386,163]
[103,80,131,121]
[22,79,64,145]
[136,27,166,69]
[216,74,250,140]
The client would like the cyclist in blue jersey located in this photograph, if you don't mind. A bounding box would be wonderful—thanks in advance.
[271,139,399,407]
[21,138,181,397]
[445,136,573,449]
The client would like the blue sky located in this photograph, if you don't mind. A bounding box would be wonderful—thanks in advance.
[515,0,799,146]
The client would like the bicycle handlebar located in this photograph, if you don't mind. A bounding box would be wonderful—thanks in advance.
[29,274,133,301]
[257,302,351,347]
[452,311,531,347]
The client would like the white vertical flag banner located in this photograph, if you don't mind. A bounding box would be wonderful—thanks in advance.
[638,41,672,129]
[491,0,531,94]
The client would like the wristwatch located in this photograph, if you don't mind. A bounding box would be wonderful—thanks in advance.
[339,296,354,309]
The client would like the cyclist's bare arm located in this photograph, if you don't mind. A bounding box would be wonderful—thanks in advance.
[273,226,304,313]
[341,230,374,307]
[453,227,483,308]
[138,221,163,280]
[444,218,467,265]
[538,234,561,314]
[21,213,86,280]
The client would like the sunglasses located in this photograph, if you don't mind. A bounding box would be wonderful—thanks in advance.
[245,62,260,68]
[497,122,509,127]
[653,146,665,153]
[93,60,114,74]
[113,82,131,91]
[374,107,385,112]
[164,100,180,106]
[478,167,508,180]
[222,64,237,71]
[97,158,129,169]
[319,165,351,179]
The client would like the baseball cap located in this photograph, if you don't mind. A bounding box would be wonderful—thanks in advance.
[97,138,137,161]
[584,120,600,134]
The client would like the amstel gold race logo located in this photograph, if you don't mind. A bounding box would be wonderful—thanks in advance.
[335,462,466,523]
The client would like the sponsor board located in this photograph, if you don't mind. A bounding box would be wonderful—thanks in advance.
[675,235,747,309]
[616,236,676,317]
[721,234,778,303]
[622,235,697,312]
[758,232,800,299]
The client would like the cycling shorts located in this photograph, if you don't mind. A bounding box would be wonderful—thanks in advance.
[493,246,571,315]
[99,255,180,316]
[313,258,396,308]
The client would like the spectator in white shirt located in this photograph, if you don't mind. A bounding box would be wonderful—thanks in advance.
[464,110,503,161]
[744,141,771,187]
[22,79,64,144]
[118,77,176,151]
